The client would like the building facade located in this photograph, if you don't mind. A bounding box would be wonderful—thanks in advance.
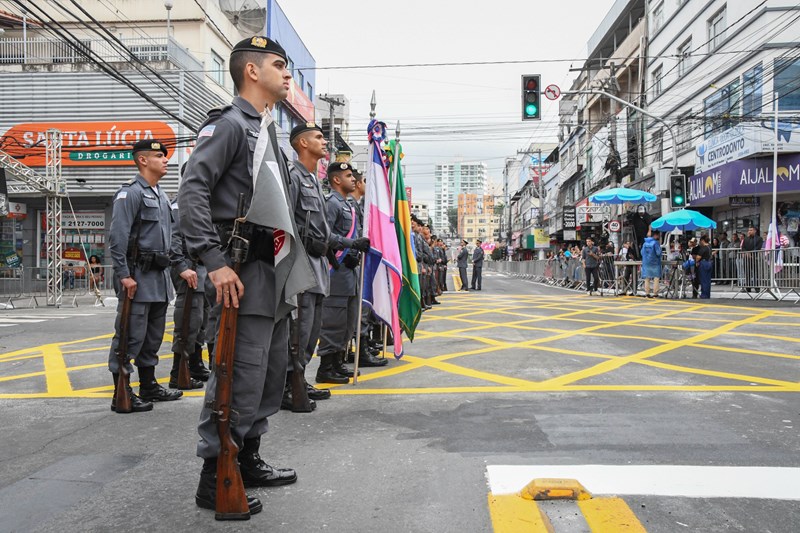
[433,161,487,236]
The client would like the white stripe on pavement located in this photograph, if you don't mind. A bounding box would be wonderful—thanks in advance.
[486,465,800,500]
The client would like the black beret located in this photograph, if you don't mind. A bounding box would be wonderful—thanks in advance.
[231,36,287,62]
[132,139,168,157]
[327,161,354,175]
[290,122,323,144]
[351,166,363,180]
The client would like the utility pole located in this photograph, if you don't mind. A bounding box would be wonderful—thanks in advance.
[319,94,345,160]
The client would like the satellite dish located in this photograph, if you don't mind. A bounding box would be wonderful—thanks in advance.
[218,0,266,35]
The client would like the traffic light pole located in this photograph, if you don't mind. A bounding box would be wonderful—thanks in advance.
[564,89,678,172]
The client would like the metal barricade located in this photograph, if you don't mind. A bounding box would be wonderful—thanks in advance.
[0,267,24,308]
[734,248,800,302]
[711,247,739,287]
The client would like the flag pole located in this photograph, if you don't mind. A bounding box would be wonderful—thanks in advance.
[390,121,401,212]
[353,92,378,385]
[770,91,778,293]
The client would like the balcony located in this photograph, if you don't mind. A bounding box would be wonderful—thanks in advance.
[0,36,204,81]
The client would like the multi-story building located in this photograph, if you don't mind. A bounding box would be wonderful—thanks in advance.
[457,193,494,237]
[432,161,487,235]
[0,0,316,268]
[461,214,500,244]
[410,202,430,225]
[645,0,800,240]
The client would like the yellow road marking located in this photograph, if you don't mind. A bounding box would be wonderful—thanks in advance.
[690,343,800,361]
[635,359,798,387]
[42,344,72,395]
[578,497,647,532]
[488,494,553,532]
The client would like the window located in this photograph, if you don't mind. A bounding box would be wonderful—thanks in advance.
[652,65,663,99]
[703,79,740,137]
[652,129,663,164]
[210,50,225,86]
[775,58,800,111]
[677,111,692,152]
[651,2,664,34]
[585,146,593,179]
[677,39,692,77]
[286,56,294,75]
[742,64,763,116]
[708,6,727,51]
[306,82,313,100]
[295,69,304,90]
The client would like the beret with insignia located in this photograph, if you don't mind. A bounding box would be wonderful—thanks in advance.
[327,161,354,175]
[231,35,288,62]
[289,122,324,144]
[132,139,168,157]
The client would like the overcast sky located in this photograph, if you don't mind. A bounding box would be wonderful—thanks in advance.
[279,0,617,205]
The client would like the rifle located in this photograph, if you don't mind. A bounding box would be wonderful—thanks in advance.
[290,303,314,412]
[176,264,196,389]
[114,218,142,414]
[211,194,250,521]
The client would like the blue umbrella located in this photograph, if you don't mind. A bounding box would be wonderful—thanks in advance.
[650,209,717,231]
[589,187,657,205]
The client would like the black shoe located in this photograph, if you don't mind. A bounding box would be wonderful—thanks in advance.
[139,383,183,402]
[431,299,441,305]
[110,391,154,413]
[168,376,204,390]
[280,385,317,412]
[333,351,359,378]
[195,460,261,519]
[306,383,331,400]
[316,354,350,384]
[239,438,298,488]
[190,344,211,381]
[359,354,388,367]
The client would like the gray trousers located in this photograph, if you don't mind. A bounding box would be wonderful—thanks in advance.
[296,292,324,367]
[196,314,289,459]
[471,267,482,289]
[317,294,358,357]
[108,300,168,373]
[459,267,468,288]
[171,290,206,353]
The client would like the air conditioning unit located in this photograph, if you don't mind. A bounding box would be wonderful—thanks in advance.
[640,166,654,178]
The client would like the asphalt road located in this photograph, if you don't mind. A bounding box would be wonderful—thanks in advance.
[0,271,798,532]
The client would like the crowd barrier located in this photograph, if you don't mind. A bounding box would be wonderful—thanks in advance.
[0,265,114,308]
[488,248,800,302]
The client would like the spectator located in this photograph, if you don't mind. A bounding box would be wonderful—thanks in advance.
[741,226,763,293]
[581,237,601,296]
[88,254,104,291]
[695,235,713,299]
[640,230,662,298]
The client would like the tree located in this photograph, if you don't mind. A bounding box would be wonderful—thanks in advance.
[490,247,503,261]
[447,207,458,236]
[493,202,505,216]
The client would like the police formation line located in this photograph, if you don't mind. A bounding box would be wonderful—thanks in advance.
[104,35,487,521]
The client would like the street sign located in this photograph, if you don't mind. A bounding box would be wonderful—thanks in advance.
[608,220,621,232]
[544,84,561,100]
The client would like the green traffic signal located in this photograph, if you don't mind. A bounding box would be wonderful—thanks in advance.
[674,196,684,205]
[525,103,538,116]
[521,74,541,121]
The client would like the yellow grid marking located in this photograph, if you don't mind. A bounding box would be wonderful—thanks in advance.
[578,497,647,532]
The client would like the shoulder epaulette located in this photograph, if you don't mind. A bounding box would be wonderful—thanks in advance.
[206,104,233,119]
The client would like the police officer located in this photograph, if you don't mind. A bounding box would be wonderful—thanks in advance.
[179,36,299,516]
[457,239,469,291]
[108,139,181,413]
[421,225,439,305]
[167,203,210,390]
[283,121,336,410]
[410,216,430,310]
[471,239,485,290]
[316,162,370,384]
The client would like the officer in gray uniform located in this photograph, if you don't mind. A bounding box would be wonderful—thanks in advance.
[108,139,181,413]
[410,216,429,310]
[168,203,210,390]
[179,36,298,517]
[471,239,485,290]
[316,162,370,384]
[457,239,469,290]
[283,121,337,409]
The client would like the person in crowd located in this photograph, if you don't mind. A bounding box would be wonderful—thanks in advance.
[581,237,601,296]
[694,234,713,299]
[640,229,662,298]
[740,226,763,293]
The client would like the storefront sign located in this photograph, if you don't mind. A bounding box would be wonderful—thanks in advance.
[532,228,549,249]
[1,121,176,167]
[729,196,760,208]
[695,122,800,172]
[6,202,26,220]
[688,153,800,206]
[562,206,577,230]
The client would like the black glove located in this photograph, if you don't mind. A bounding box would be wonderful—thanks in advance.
[343,254,360,269]
[352,237,371,252]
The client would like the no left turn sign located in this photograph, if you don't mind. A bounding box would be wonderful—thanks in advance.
[544,84,561,100]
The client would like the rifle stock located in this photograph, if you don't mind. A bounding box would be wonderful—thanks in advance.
[213,194,250,521]
[177,274,195,389]
[114,294,133,413]
[290,305,313,412]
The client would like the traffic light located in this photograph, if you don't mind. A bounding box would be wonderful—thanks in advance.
[669,173,687,209]
[521,74,541,121]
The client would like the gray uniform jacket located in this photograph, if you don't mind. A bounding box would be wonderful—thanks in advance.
[289,161,329,296]
[179,96,288,317]
[109,174,173,303]
[472,247,485,267]
[457,248,468,268]
[170,205,207,294]
[413,232,424,263]
[326,191,358,297]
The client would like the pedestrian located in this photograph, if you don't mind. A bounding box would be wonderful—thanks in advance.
[741,226,763,293]
[617,240,635,295]
[108,139,180,413]
[316,162,371,385]
[640,229,662,298]
[470,239,484,290]
[88,254,103,291]
[457,239,469,291]
[179,36,305,516]
[694,234,713,299]
[581,237,601,295]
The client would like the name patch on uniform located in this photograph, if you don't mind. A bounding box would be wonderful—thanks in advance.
[115,191,127,201]
[198,125,216,138]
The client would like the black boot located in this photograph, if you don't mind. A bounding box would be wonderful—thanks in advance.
[138,366,183,402]
[195,458,262,518]
[333,350,359,378]
[280,379,317,412]
[110,372,153,413]
[315,354,349,384]
[359,339,388,367]
[238,437,298,488]
[168,353,204,390]
[190,344,211,381]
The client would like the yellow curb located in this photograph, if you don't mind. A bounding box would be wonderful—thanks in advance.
[519,478,592,501]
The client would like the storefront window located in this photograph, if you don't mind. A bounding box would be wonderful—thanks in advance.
[39,211,106,275]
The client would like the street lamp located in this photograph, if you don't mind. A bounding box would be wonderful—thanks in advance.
[164,0,174,37]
